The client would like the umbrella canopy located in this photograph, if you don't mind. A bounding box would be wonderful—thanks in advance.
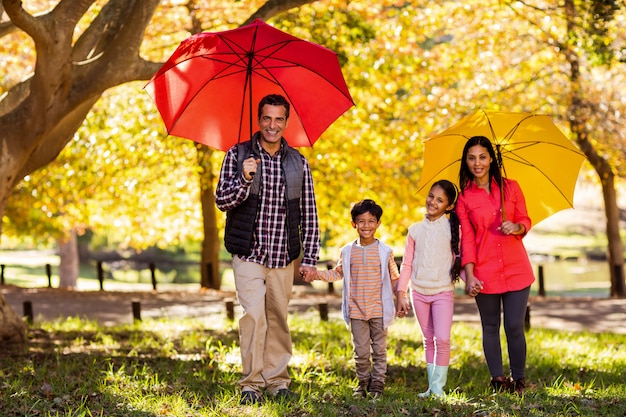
[144,19,354,151]
[416,110,587,225]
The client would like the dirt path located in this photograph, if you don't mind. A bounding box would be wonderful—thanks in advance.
[2,285,626,333]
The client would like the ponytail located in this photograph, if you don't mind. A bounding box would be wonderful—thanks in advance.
[449,209,461,283]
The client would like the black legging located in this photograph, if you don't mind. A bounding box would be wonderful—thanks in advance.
[475,286,531,380]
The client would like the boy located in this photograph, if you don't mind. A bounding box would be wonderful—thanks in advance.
[305,199,400,398]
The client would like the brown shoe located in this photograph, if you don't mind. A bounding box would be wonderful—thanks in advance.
[490,376,511,393]
[368,380,384,399]
[511,378,526,395]
[353,381,368,398]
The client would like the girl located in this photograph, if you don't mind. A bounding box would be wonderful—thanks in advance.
[397,179,460,397]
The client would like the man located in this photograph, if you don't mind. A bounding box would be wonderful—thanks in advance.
[215,94,320,405]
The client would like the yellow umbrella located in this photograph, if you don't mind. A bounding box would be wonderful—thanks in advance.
[416,110,587,225]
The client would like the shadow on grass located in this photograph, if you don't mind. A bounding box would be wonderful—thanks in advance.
[1,316,625,417]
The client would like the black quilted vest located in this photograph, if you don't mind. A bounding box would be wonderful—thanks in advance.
[223,135,304,262]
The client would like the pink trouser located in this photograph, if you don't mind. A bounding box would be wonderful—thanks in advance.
[232,256,294,395]
[411,290,454,366]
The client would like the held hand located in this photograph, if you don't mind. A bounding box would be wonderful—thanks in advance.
[396,294,410,318]
[243,157,260,181]
[466,275,484,297]
[299,265,317,282]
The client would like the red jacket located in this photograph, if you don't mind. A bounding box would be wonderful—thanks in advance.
[456,178,535,294]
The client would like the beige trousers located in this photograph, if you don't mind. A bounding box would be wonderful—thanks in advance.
[233,255,294,395]
[350,317,388,385]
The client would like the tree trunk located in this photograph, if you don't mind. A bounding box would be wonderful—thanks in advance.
[198,147,221,289]
[600,175,626,297]
[564,0,625,298]
[58,229,79,289]
[0,196,25,344]
[0,293,26,344]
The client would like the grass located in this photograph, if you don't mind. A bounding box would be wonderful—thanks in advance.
[1,311,625,417]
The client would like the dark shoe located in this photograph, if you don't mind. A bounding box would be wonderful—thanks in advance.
[368,380,384,399]
[273,388,297,401]
[490,376,511,393]
[511,378,526,395]
[353,381,368,398]
[240,391,262,405]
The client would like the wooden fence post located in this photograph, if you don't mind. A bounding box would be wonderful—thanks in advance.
[0,264,4,285]
[538,265,546,297]
[132,301,141,322]
[23,301,33,325]
[45,264,52,288]
[225,300,235,321]
[97,261,104,291]
[326,263,334,294]
[318,303,329,321]
[149,263,157,291]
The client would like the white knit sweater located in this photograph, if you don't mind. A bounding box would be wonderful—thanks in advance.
[407,216,455,295]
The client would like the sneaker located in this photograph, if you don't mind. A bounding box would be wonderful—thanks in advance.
[240,390,262,405]
[490,376,511,393]
[273,388,297,401]
[368,380,384,399]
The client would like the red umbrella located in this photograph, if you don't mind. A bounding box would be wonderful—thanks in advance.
[144,19,354,151]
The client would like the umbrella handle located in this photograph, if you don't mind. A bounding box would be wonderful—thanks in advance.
[501,191,506,222]
[497,154,506,223]
[249,153,256,177]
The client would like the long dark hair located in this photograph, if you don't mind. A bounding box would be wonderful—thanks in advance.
[431,179,461,282]
[458,136,504,195]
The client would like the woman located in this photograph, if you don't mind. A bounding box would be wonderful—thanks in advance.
[456,135,534,395]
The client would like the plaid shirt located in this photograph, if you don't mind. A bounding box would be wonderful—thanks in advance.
[216,140,320,269]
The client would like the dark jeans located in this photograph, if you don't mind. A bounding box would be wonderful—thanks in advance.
[475,286,530,380]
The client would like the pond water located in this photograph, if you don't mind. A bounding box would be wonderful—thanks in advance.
[529,258,611,297]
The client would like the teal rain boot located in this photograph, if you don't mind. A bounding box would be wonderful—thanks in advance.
[430,365,449,397]
[418,363,434,398]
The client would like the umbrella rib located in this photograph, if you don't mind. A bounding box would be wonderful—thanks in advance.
[492,115,581,209]
[252,41,354,103]
[515,160,575,206]
[209,34,354,104]
[499,114,537,143]
[500,140,585,157]
[500,144,580,206]
[416,159,461,194]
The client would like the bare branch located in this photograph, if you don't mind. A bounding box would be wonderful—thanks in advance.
[0,20,17,37]
[73,0,153,62]
[0,77,31,116]
[243,0,312,25]
[2,0,38,38]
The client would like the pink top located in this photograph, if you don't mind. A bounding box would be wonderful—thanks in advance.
[456,178,535,294]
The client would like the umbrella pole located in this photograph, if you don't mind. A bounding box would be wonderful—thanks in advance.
[496,145,506,222]
[500,181,506,222]
[247,56,253,141]
[246,49,256,177]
